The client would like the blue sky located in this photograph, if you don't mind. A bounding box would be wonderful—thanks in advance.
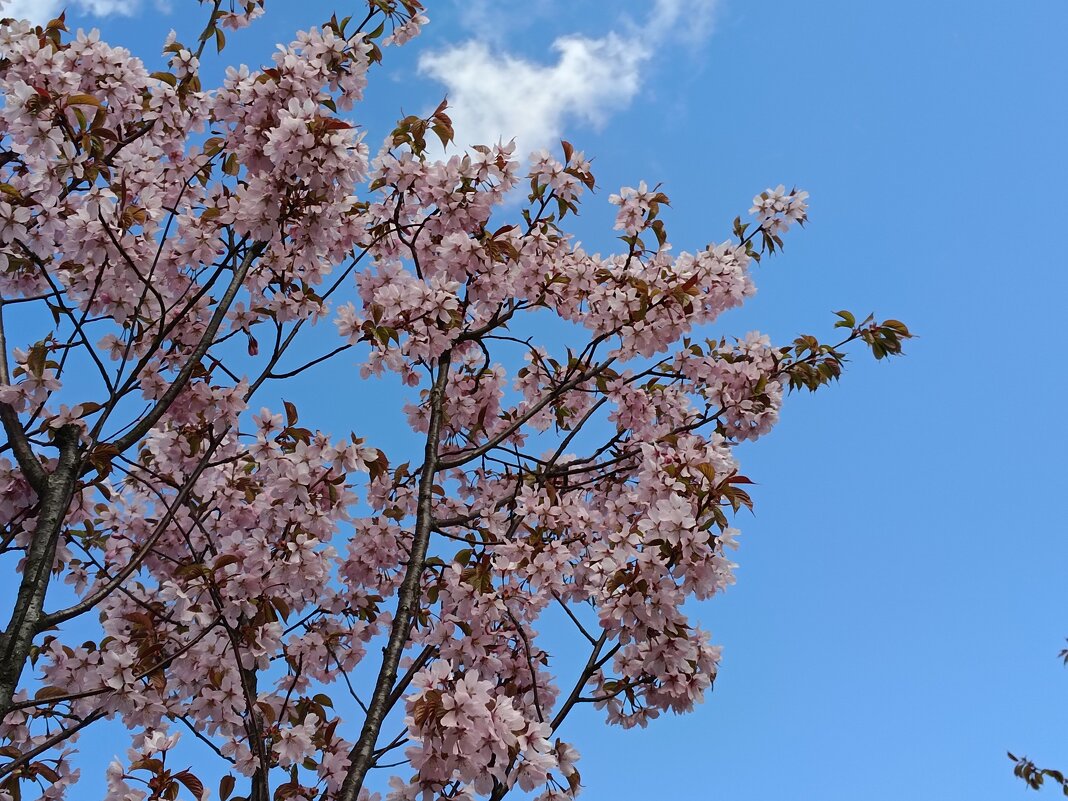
[7,0,1068,798]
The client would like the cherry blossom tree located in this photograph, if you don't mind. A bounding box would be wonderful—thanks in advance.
[0,3,911,800]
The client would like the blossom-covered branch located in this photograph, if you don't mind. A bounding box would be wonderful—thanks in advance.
[0,3,909,800]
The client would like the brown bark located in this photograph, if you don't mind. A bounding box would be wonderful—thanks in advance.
[336,353,451,801]
[0,424,81,717]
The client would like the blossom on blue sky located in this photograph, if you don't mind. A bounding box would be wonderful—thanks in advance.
[3,1,1066,798]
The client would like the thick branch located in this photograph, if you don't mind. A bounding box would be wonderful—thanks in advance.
[0,424,81,717]
[337,353,452,801]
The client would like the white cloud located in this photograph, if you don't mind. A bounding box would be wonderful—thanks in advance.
[420,33,644,158]
[419,0,719,157]
[2,0,139,24]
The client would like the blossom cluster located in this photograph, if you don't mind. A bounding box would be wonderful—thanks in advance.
[749,184,809,236]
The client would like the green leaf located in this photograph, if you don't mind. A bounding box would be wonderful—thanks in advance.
[151,70,178,87]
[27,341,47,378]
[833,309,855,329]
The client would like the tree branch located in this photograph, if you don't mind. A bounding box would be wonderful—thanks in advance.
[107,240,265,456]
[0,424,82,717]
[337,352,452,801]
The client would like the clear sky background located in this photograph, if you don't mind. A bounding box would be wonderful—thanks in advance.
[6,1,1068,799]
